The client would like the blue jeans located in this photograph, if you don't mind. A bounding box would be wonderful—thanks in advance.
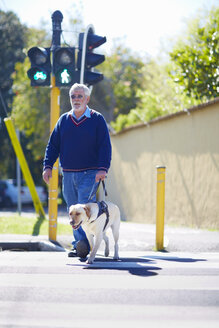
[62,170,98,250]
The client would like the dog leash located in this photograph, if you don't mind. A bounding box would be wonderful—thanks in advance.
[88,179,108,202]
[101,180,108,201]
[88,180,109,231]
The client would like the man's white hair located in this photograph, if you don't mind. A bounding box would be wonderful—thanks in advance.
[69,83,91,97]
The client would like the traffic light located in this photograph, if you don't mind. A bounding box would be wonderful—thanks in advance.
[53,47,77,87]
[77,27,106,85]
[27,47,51,86]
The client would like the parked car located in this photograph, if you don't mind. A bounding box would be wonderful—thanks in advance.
[0,187,4,206]
[0,179,47,208]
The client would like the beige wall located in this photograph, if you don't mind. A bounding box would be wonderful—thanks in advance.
[106,100,219,229]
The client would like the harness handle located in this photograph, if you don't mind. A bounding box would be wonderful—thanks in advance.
[88,179,107,202]
[88,180,109,231]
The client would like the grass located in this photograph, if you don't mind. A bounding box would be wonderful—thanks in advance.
[0,215,73,236]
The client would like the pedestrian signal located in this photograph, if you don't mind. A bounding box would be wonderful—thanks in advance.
[53,47,77,87]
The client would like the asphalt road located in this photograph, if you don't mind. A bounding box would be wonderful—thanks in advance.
[0,212,219,328]
[0,251,219,328]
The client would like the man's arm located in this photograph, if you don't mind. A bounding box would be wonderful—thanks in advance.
[42,117,62,184]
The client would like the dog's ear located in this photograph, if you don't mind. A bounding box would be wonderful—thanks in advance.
[83,205,91,218]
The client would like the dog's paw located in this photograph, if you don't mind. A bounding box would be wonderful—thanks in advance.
[105,248,109,257]
[86,257,94,264]
[113,255,119,261]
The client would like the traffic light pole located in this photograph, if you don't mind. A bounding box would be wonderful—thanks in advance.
[48,76,60,241]
[48,11,63,241]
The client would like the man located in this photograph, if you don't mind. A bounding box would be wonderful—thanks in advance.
[43,83,111,258]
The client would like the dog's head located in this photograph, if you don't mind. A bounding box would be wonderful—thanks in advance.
[68,204,91,230]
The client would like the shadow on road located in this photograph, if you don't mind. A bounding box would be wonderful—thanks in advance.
[67,256,161,277]
[67,253,207,276]
[144,255,207,263]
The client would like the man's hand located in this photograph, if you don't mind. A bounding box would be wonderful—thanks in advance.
[42,168,52,185]
[95,170,107,183]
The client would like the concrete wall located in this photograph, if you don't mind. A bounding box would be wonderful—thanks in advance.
[106,99,219,229]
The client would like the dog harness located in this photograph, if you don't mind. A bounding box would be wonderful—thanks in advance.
[98,201,109,231]
[90,201,109,231]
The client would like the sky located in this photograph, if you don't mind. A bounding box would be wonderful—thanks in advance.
[1,0,218,58]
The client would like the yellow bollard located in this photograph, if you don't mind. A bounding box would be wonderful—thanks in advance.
[48,75,60,241]
[4,117,45,219]
[155,166,166,251]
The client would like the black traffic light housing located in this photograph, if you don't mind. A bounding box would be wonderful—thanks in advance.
[27,47,51,86]
[77,27,106,86]
[53,47,78,87]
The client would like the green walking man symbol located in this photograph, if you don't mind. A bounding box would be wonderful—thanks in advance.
[61,69,70,84]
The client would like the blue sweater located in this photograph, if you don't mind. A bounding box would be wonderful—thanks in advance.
[43,108,112,172]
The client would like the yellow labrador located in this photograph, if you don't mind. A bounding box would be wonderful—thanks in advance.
[69,201,120,264]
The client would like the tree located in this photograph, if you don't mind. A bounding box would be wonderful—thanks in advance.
[11,58,50,183]
[111,59,201,133]
[0,11,27,112]
[89,78,115,123]
[100,43,146,118]
[0,10,27,179]
[111,7,219,133]
[11,27,52,183]
[169,6,219,100]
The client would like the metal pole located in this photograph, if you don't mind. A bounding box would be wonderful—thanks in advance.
[16,129,21,215]
[48,76,60,241]
[155,166,166,250]
[48,11,62,241]
[4,118,45,218]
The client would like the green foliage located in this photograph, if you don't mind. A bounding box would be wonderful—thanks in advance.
[111,7,218,132]
[0,215,72,235]
[111,60,201,132]
[101,44,146,118]
[9,26,52,183]
[89,79,115,122]
[0,10,27,96]
[169,7,219,100]
[0,10,27,179]
[110,111,140,132]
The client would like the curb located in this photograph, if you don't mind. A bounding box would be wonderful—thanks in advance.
[0,241,67,252]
